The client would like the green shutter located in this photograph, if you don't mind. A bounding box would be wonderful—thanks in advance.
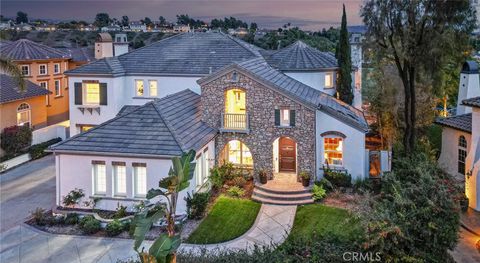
[290,110,296,127]
[274,109,280,126]
[74,83,82,105]
[99,83,107,105]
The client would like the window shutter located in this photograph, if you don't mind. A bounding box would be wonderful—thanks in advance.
[99,83,107,105]
[274,109,280,126]
[290,110,296,127]
[74,83,82,105]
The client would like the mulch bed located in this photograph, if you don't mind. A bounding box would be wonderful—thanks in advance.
[322,191,365,211]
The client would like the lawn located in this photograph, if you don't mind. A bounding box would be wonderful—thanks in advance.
[186,195,261,244]
[288,204,362,242]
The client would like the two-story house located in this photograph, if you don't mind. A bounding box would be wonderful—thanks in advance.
[50,32,369,212]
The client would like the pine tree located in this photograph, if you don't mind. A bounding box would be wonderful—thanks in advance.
[336,4,353,104]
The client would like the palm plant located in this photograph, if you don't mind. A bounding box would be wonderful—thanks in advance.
[0,56,26,91]
[132,150,195,263]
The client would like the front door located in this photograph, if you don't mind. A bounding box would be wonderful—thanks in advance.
[279,137,296,172]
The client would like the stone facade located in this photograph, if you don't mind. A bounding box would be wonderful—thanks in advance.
[201,70,316,179]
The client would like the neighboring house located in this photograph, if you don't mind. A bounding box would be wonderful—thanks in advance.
[101,25,121,32]
[50,32,373,213]
[173,24,190,33]
[0,74,50,156]
[436,61,480,211]
[129,21,147,32]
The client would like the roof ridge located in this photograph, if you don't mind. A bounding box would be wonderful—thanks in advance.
[115,32,185,59]
[222,32,263,57]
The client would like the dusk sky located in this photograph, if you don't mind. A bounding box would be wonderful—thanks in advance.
[1,0,363,30]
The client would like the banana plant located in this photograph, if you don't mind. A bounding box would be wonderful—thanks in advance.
[132,150,195,263]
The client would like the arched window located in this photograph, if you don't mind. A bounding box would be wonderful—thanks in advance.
[17,103,31,127]
[220,140,253,167]
[458,136,467,175]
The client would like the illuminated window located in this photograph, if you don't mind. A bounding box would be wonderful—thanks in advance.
[113,163,127,196]
[84,83,100,105]
[134,164,147,197]
[225,140,253,166]
[280,109,290,126]
[54,63,60,74]
[324,137,343,166]
[93,162,106,195]
[54,80,61,96]
[458,136,467,175]
[39,64,47,75]
[17,103,30,127]
[149,80,158,97]
[225,89,246,114]
[79,125,94,133]
[325,72,333,88]
[135,80,144,96]
[21,65,29,76]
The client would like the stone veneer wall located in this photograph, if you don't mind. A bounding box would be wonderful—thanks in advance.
[201,71,316,179]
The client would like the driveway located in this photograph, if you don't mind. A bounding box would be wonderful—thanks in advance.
[0,155,56,232]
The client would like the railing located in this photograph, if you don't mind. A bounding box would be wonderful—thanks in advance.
[221,113,249,132]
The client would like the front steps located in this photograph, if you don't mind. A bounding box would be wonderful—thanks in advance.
[252,183,314,205]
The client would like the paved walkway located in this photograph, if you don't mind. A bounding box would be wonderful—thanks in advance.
[450,208,480,262]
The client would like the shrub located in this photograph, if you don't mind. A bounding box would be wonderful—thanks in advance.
[62,188,85,207]
[312,184,327,201]
[316,178,333,192]
[323,169,351,187]
[209,162,236,189]
[185,192,210,219]
[352,178,372,193]
[0,125,32,156]
[113,205,128,219]
[28,137,61,159]
[64,213,79,225]
[30,207,46,225]
[79,215,101,234]
[232,176,247,187]
[105,219,124,236]
[227,186,245,198]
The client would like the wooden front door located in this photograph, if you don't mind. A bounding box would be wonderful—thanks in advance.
[279,137,296,172]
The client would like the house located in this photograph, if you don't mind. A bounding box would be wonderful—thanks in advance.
[36,24,57,31]
[129,21,146,32]
[436,61,480,211]
[101,25,121,32]
[173,24,190,32]
[0,74,50,156]
[50,32,373,213]
[13,23,33,31]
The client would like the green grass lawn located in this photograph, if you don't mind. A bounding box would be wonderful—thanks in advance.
[289,204,362,242]
[186,195,261,244]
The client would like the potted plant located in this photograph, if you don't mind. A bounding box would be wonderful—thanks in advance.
[259,169,268,184]
[460,195,469,212]
[300,171,311,187]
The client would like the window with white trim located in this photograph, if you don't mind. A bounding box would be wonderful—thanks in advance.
[113,163,127,196]
[135,80,144,96]
[21,65,30,76]
[84,83,100,105]
[40,81,49,105]
[17,103,31,127]
[325,72,333,88]
[92,162,107,195]
[149,80,158,97]
[54,63,60,74]
[280,109,290,126]
[54,80,61,96]
[458,136,467,175]
[324,137,343,166]
[133,164,147,197]
[39,64,47,75]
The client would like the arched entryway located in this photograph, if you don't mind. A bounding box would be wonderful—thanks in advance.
[219,139,253,168]
[273,136,297,173]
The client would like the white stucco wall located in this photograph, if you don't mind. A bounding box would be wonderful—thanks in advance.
[438,127,472,182]
[315,110,367,180]
[466,107,480,211]
[55,140,215,214]
[284,71,337,97]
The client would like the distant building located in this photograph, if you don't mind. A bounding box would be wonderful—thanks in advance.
[13,23,33,31]
[0,21,12,30]
[129,21,147,32]
[36,24,57,31]
[173,24,190,33]
[101,25,121,32]
[79,24,97,31]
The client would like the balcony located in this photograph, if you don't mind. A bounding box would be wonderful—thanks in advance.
[220,113,250,133]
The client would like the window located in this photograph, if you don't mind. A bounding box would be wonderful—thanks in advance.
[54,63,60,74]
[325,72,333,88]
[149,80,158,97]
[224,140,253,166]
[458,136,467,175]
[135,80,144,96]
[40,82,49,105]
[133,164,147,197]
[113,162,127,196]
[280,109,290,126]
[21,65,30,76]
[324,137,343,166]
[54,80,61,96]
[39,64,47,75]
[79,125,95,133]
[92,162,107,195]
[17,103,31,127]
[195,149,210,187]
[84,83,100,105]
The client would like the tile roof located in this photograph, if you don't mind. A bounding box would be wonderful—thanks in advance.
[50,90,216,157]
[1,74,50,104]
[200,57,368,132]
[463,97,480,108]
[0,39,70,60]
[435,114,472,133]
[263,41,338,71]
[66,32,263,76]
[57,47,95,63]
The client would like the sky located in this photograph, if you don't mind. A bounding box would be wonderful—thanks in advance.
[1,0,363,30]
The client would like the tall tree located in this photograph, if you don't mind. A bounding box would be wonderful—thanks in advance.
[361,0,475,155]
[142,17,153,27]
[158,16,166,25]
[16,11,28,24]
[93,13,111,27]
[336,4,353,105]
[121,15,129,27]
[0,57,26,91]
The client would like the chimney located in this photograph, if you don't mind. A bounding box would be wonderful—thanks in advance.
[113,33,129,56]
[94,33,113,59]
[457,61,480,115]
